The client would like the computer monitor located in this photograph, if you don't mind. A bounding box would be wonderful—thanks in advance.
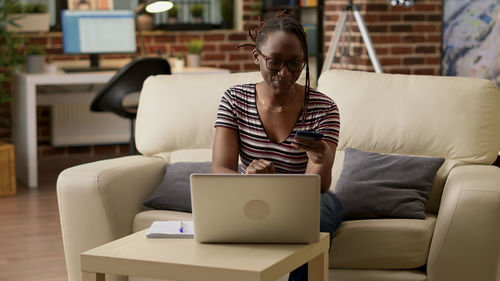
[61,10,137,68]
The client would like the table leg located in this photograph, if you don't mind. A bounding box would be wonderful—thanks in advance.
[12,74,38,188]
[308,249,328,281]
[82,272,105,281]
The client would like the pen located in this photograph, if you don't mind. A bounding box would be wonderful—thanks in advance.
[178,221,184,233]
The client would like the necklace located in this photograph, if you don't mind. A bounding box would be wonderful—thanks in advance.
[259,91,297,113]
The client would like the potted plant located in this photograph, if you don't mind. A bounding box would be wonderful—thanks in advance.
[167,53,185,70]
[0,0,27,124]
[185,39,203,67]
[6,2,50,33]
[220,0,233,28]
[189,3,204,23]
[0,0,27,196]
[174,53,185,70]
[168,5,179,23]
[250,1,263,17]
[25,45,45,73]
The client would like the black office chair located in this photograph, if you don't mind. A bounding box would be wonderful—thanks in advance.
[91,57,171,155]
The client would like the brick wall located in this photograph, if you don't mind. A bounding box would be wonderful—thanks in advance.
[28,31,259,72]
[1,0,443,159]
[323,0,442,74]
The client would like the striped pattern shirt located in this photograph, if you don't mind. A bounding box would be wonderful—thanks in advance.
[215,83,340,174]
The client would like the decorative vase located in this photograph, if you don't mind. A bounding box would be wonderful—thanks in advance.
[25,55,45,74]
[187,54,201,67]
[136,14,154,31]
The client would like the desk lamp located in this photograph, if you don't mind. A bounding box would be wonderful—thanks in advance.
[137,0,174,14]
[136,0,174,54]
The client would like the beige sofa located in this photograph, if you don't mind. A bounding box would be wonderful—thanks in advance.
[57,70,500,281]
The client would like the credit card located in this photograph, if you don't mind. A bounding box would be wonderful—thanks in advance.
[293,130,324,141]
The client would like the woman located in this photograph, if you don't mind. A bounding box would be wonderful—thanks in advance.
[211,13,343,281]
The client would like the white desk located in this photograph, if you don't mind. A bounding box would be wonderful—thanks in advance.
[12,65,230,188]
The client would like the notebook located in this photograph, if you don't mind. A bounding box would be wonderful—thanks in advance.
[190,174,320,243]
[146,221,194,238]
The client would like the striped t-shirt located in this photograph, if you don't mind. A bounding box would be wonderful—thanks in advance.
[215,83,340,174]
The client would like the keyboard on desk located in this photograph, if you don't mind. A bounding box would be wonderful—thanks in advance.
[61,67,120,73]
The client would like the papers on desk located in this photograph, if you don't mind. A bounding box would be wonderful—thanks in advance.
[146,221,194,238]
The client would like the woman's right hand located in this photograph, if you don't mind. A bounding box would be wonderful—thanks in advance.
[245,159,275,174]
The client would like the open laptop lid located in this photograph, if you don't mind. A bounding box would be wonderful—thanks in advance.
[190,174,320,244]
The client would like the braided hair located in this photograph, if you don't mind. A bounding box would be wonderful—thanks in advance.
[239,12,311,120]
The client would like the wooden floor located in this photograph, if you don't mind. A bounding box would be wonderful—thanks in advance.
[0,155,123,281]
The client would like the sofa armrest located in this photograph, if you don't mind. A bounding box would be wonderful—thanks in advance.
[427,165,500,281]
[57,155,166,281]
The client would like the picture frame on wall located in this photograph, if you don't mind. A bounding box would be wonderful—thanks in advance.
[442,1,500,87]
[68,0,113,10]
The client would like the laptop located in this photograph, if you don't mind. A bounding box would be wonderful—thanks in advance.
[190,174,320,244]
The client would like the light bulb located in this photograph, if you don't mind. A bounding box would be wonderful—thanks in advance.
[145,1,173,13]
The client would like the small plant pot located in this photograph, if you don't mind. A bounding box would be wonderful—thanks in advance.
[191,17,203,24]
[168,57,185,70]
[187,54,201,67]
[175,58,185,70]
[25,55,45,74]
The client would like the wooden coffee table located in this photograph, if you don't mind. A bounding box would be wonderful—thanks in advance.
[81,229,329,281]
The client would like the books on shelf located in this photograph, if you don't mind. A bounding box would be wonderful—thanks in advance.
[301,0,318,7]
[271,0,295,6]
[303,24,317,56]
[146,221,194,238]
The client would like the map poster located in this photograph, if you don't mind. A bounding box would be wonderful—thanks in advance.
[442,1,500,87]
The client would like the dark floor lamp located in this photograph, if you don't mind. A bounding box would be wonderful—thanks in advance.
[322,0,417,74]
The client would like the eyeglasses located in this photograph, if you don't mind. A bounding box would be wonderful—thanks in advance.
[256,49,305,73]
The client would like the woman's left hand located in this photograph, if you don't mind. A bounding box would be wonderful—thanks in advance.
[291,138,332,164]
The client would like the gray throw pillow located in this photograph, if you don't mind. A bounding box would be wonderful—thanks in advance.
[143,162,211,212]
[335,148,444,220]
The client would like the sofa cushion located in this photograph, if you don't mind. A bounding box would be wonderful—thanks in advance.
[336,148,444,220]
[318,70,500,213]
[136,72,263,156]
[143,162,211,212]
[155,148,213,163]
[333,269,427,281]
[133,210,193,232]
[330,214,436,269]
